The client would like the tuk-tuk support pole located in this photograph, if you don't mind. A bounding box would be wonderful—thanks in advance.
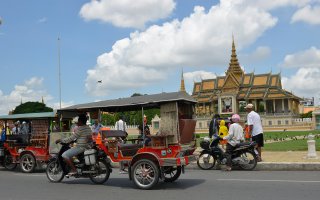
[176,102,180,143]
[142,106,145,147]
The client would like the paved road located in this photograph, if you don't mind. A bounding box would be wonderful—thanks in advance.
[0,168,320,200]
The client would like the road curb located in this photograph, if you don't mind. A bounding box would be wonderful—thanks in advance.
[185,162,320,171]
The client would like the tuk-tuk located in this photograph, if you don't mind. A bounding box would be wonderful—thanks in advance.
[57,91,197,189]
[0,111,65,173]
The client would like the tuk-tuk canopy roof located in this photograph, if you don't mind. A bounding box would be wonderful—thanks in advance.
[59,91,196,113]
[0,111,56,120]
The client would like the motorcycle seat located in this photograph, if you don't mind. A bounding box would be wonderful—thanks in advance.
[236,142,252,147]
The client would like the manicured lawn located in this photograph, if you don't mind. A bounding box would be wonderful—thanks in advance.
[264,138,320,151]
[264,130,320,140]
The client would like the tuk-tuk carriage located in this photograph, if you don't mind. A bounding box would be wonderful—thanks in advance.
[0,112,64,173]
[57,91,197,189]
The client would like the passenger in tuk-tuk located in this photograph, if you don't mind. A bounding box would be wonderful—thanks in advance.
[0,125,6,146]
[55,114,92,176]
[20,121,29,134]
[12,121,20,135]
[138,116,151,145]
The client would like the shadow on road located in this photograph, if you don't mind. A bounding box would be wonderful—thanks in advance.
[62,177,205,190]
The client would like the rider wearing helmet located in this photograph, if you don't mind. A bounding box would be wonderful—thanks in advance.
[223,114,244,171]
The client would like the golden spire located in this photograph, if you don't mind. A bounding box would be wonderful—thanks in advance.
[226,35,244,80]
[180,69,186,92]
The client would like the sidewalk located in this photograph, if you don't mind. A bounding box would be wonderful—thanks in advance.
[187,149,320,171]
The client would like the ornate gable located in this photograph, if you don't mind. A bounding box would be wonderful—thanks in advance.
[192,82,201,95]
[201,79,215,91]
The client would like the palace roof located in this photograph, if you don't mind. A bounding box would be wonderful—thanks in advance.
[192,37,301,102]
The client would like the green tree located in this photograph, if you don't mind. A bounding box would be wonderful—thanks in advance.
[131,93,143,97]
[300,111,312,118]
[100,93,160,126]
[13,102,53,114]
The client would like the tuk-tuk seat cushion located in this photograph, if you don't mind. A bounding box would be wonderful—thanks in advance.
[118,143,142,157]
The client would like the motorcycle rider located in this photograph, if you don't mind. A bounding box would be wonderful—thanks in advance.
[223,114,244,171]
[55,113,92,176]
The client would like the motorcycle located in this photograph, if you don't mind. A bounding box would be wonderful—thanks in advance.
[46,141,111,184]
[197,137,258,170]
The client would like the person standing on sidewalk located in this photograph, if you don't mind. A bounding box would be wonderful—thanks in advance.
[115,116,128,174]
[245,103,263,161]
[209,114,220,138]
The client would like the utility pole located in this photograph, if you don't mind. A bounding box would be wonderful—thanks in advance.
[58,37,62,109]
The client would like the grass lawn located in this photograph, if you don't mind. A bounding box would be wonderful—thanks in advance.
[264,130,320,140]
[264,138,320,151]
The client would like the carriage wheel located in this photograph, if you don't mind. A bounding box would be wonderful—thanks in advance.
[163,166,182,182]
[132,159,159,190]
[4,154,17,170]
[20,153,36,173]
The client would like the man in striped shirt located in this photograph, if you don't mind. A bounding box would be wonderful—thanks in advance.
[56,114,92,175]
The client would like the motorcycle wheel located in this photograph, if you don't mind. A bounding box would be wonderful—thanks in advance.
[197,152,216,170]
[89,160,110,184]
[46,159,65,183]
[238,151,257,170]
[163,166,181,182]
[132,159,159,190]
[4,154,17,170]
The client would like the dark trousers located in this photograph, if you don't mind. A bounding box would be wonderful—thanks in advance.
[226,143,235,167]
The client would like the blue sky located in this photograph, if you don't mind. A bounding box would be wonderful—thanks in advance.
[1,0,320,114]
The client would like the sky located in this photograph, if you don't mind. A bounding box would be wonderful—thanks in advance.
[1,0,320,115]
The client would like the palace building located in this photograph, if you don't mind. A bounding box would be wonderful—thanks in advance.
[190,38,305,130]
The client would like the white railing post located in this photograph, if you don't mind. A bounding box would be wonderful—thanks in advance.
[307,134,318,159]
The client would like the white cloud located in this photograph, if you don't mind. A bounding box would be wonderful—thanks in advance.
[281,47,320,68]
[291,5,320,25]
[51,101,74,110]
[79,0,176,29]
[247,0,310,11]
[282,68,320,105]
[241,46,271,68]
[184,71,216,83]
[37,17,47,24]
[183,71,216,94]
[0,77,53,115]
[85,1,278,96]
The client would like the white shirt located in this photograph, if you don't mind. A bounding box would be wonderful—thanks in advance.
[247,111,263,136]
[224,123,244,146]
[12,127,20,134]
[115,119,126,131]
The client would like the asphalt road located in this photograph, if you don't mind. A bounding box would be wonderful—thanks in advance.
[0,168,320,200]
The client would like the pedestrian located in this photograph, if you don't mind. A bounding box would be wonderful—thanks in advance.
[115,116,128,174]
[209,114,220,138]
[115,116,127,132]
[244,121,251,142]
[245,103,263,162]
[223,114,244,171]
